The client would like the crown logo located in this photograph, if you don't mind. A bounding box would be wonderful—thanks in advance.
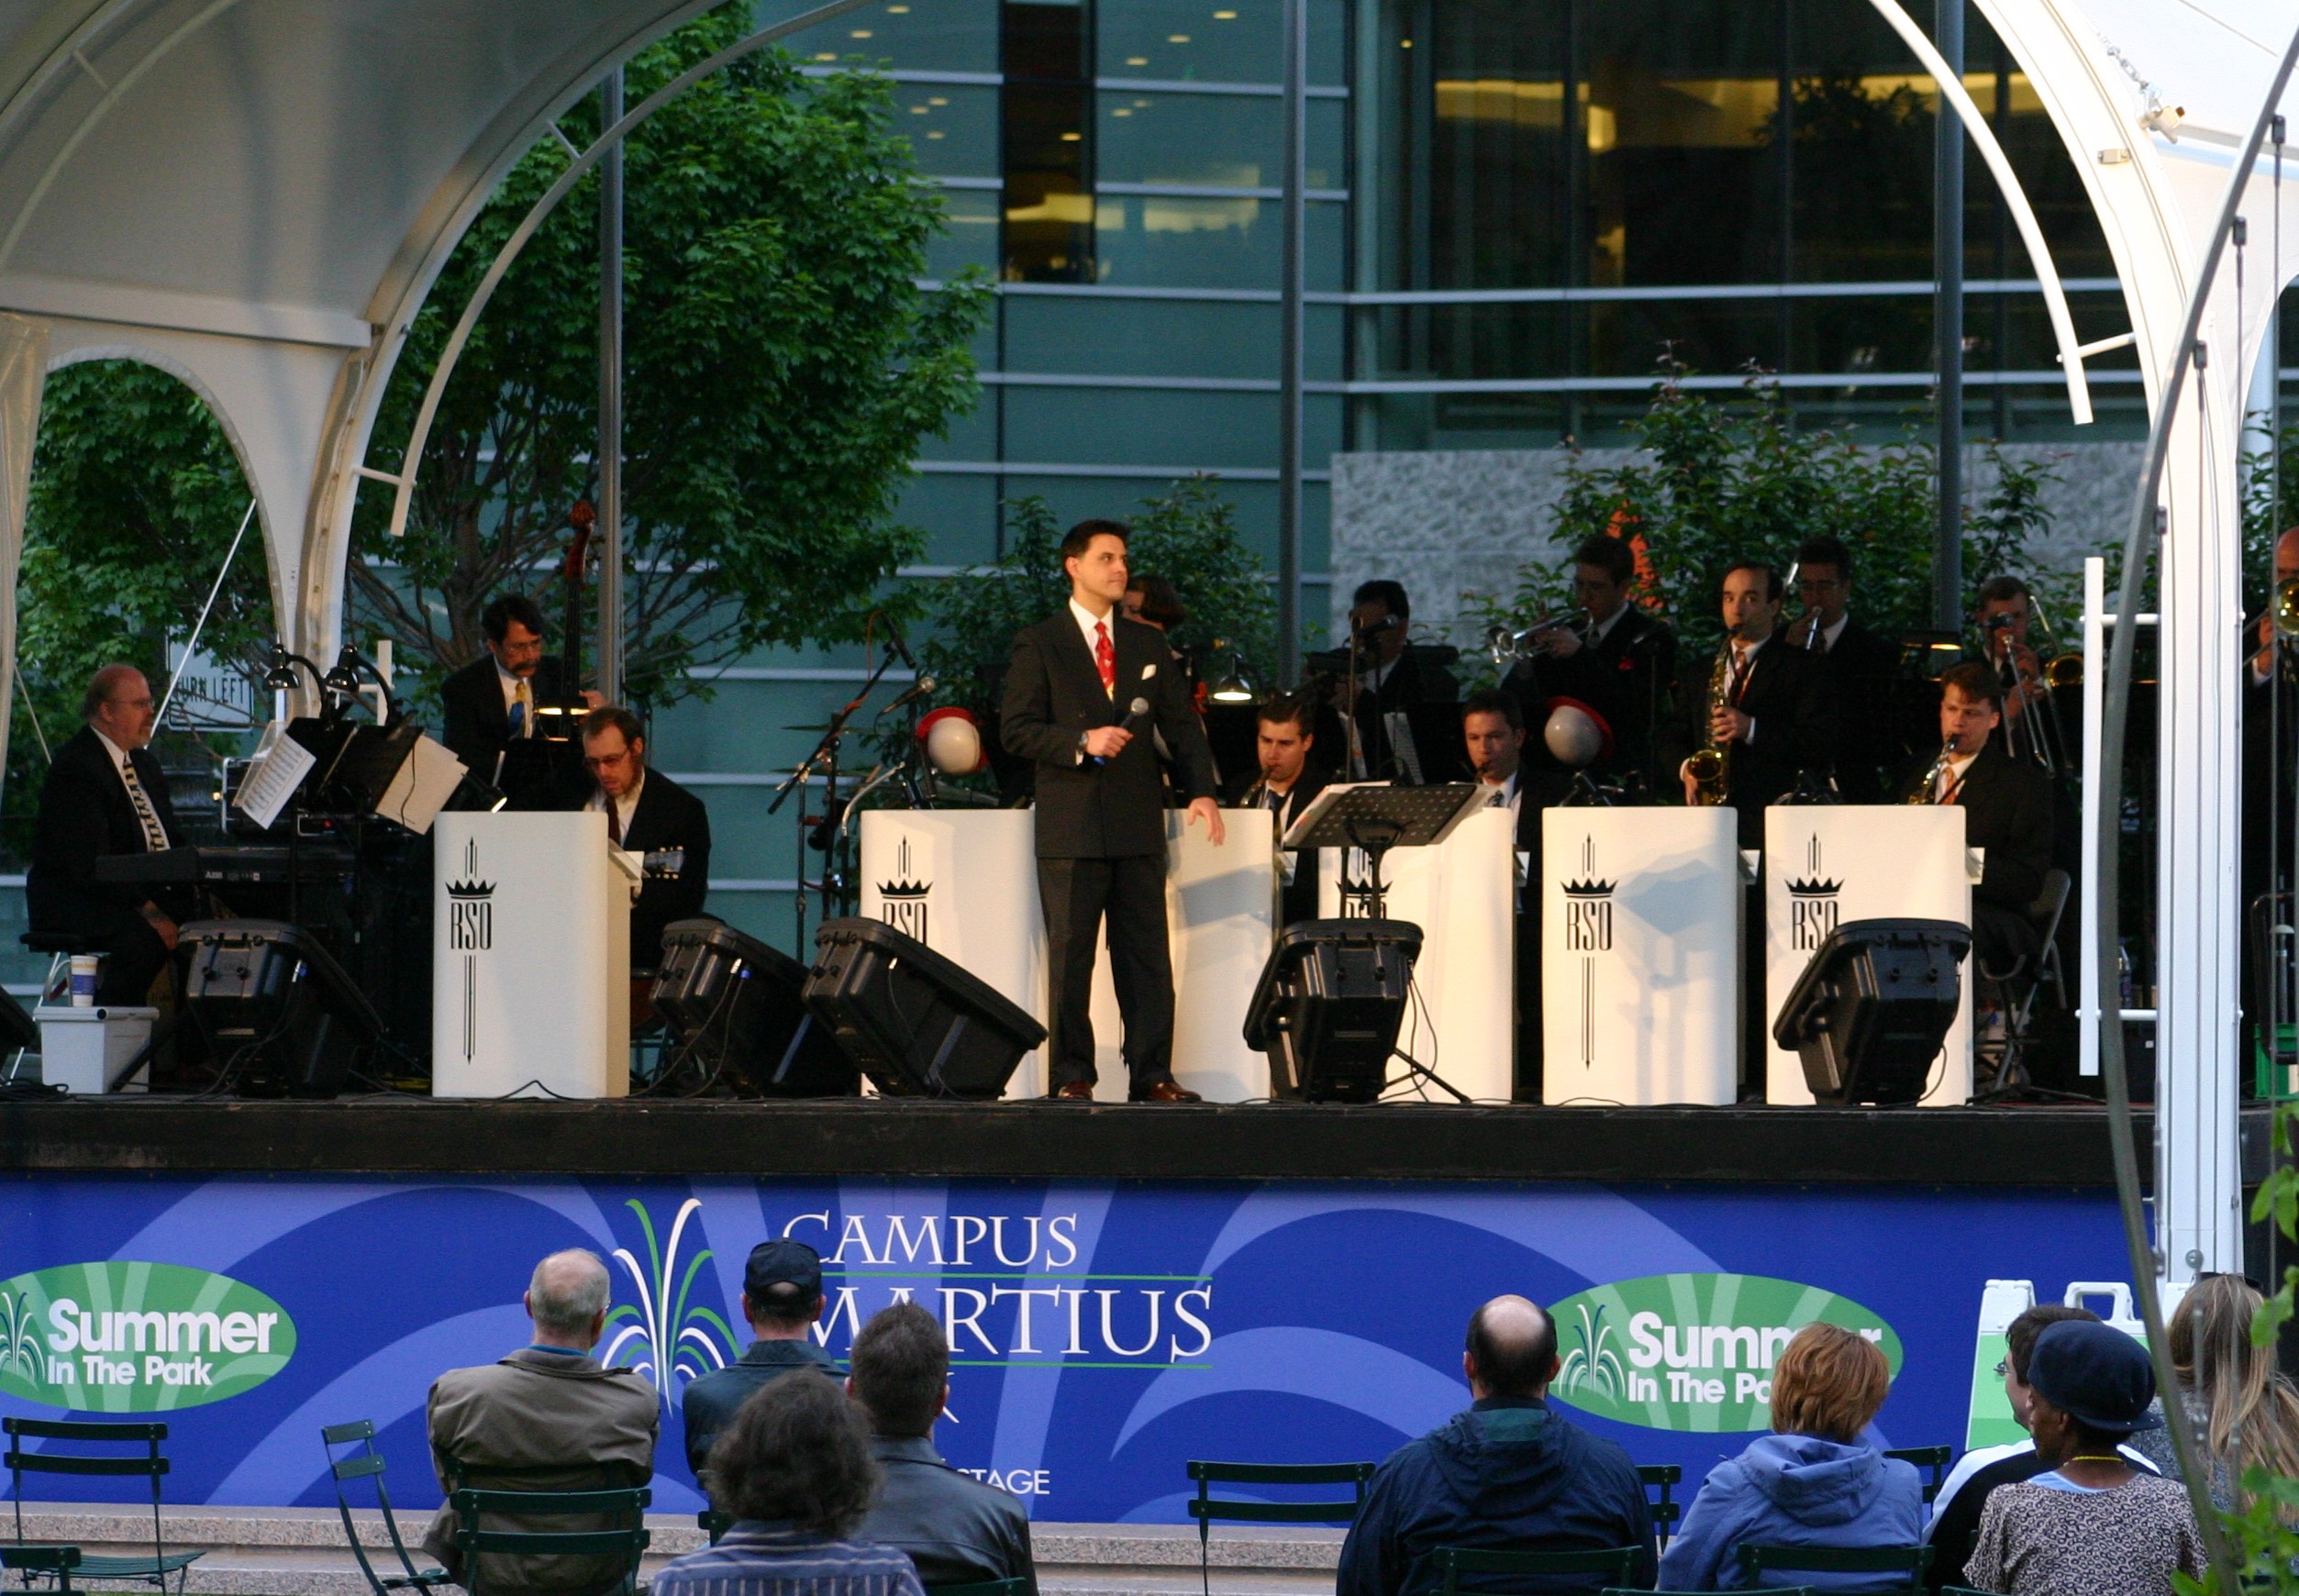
[1785,876,1842,897]
[446,879,495,900]
[1560,878,1615,898]
[879,879,928,899]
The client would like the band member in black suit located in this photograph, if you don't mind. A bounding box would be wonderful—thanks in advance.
[439,594,603,806]
[1462,689,1541,1099]
[1783,535,1908,802]
[1680,561,1836,848]
[1971,574,2057,770]
[1002,519,1226,1103]
[564,706,712,972]
[27,666,186,1006]
[1342,580,1461,782]
[1235,693,1327,929]
[1502,537,1676,801]
[1907,663,2054,972]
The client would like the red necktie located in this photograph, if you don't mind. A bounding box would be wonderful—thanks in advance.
[1094,621,1116,694]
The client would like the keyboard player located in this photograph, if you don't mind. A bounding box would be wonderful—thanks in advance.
[26,666,186,1005]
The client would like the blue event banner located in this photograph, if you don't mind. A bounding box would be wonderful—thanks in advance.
[0,1174,2129,1522]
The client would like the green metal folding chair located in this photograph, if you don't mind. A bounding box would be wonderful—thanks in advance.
[1435,1546,1642,1593]
[448,1487,650,1596]
[696,1508,733,1546]
[1736,1543,1932,1595]
[1637,1464,1683,1549]
[924,1579,1031,1596]
[1185,1460,1376,1596]
[1883,1446,1954,1505]
[3,1418,202,1595]
[320,1420,452,1596]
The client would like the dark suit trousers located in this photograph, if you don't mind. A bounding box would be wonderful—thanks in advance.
[1038,854,1175,1090]
[93,914,170,1007]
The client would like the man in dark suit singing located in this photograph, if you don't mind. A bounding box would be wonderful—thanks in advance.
[1679,561,1835,848]
[27,665,186,1005]
[1001,518,1225,1103]
[1908,662,2054,973]
[439,594,603,807]
[565,706,711,973]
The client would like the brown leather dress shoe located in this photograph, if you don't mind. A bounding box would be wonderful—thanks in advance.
[1129,1080,1203,1103]
[1050,1081,1095,1101]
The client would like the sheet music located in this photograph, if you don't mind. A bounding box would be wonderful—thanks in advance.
[232,721,316,829]
[377,734,466,836]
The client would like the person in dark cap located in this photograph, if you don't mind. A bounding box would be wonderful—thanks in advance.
[1964,1320,2204,1596]
[680,1239,839,1480]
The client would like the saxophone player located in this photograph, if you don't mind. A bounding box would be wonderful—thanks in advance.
[1907,662,2054,973]
[1678,562,1834,847]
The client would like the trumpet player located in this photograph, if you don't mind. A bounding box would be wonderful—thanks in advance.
[1678,561,1833,848]
[1909,662,2054,974]
[1501,536,1675,799]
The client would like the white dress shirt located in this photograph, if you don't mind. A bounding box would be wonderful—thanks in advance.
[1939,750,1979,804]
[93,727,167,852]
[585,768,646,844]
[495,658,536,738]
[1070,597,1118,693]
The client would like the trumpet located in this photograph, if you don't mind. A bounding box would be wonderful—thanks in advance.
[1684,634,1735,806]
[1906,738,1958,804]
[1485,608,1592,669]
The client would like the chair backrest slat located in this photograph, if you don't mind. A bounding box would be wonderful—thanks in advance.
[1436,1545,1639,1595]
[450,1485,651,1596]
[1736,1544,1932,1584]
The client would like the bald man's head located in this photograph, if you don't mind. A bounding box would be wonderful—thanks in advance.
[1463,1295,1560,1400]
[526,1248,612,1349]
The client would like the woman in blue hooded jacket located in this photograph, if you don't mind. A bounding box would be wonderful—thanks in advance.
[1658,1324,1925,1591]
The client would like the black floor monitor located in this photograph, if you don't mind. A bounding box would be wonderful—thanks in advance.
[1773,917,1971,1105]
[804,917,1046,1099]
[180,919,382,1098]
[1244,917,1424,1103]
[654,918,856,1097]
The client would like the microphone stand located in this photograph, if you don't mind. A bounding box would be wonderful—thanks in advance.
[770,637,906,948]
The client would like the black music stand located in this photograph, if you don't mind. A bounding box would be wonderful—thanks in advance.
[1279,781,1492,1102]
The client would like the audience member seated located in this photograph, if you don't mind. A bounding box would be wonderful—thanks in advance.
[849,1302,1036,1588]
[2122,1272,2299,1513]
[1658,1324,1921,1592]
[1925,1303,2119,1591]
[1337,1295,1654,1596]
[683,1239,839,1480]
[1964,1320,2203,1596]
[421,1249,659,1596]
[655,1373,927,1596]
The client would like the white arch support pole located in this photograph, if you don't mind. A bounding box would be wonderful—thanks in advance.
[381,0,883,542]
[1864,0,2096,425]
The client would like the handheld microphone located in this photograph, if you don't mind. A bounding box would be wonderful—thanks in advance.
[1089,696,1153,766]
[873,674,938,718]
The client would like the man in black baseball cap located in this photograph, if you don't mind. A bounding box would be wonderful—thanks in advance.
[680,1239,839,1481]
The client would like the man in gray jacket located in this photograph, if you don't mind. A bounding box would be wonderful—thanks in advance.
[850,1302,1035,1589]
[422,1250,659,1596]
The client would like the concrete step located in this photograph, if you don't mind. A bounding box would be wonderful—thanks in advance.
[0,1506,1341,1596]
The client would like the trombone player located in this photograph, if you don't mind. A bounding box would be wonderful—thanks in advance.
[1971,574,2067,772]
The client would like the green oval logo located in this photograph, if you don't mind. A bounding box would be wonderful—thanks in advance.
[0,1262,296,1412]
[1549,1273,1901,1433]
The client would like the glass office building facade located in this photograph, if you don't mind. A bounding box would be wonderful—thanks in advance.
[652,0,2148,954]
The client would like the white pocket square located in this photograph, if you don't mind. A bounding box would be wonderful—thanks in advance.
[1141,662,1158,680]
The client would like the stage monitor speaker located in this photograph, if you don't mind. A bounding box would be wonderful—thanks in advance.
[1773,916,1971,1105]
[804,917,1046,1099]
[1243,917,1424,1103]
[180,919,383,1098]
[654,918,856,1097]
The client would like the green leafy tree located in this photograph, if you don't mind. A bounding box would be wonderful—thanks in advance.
[6,359,268,844]
[350,2,992,709]
[1470,365,2064,677]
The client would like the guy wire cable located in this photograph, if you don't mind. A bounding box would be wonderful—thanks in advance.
[2094,25,2299,1592]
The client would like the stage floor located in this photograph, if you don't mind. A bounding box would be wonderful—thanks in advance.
[0,1095,2241,1186]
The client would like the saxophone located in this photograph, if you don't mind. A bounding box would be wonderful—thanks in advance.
[1906,738,1958,804]
[1684,634,1734,806]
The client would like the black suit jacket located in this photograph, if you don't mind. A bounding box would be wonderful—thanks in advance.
[567,768,711,970]
[27,726,185,936]
[440,653,575,800]
[1238,767,1330,926]
[1001,609,1219,859]
[1920,743,2052,914]
[1805,618,1905,802]
[1351,648,1464,782]
[1685,639,1835,831]
[1507,608,1678,795]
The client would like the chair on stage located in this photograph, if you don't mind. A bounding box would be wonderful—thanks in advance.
[445,1486,650,1596]
[1882,1446,1953,1505]
[1736,1543,1931,1594]
[1975,868,2072,1096]
[1434,1546,1641,1592]
[2,1417,203,1594]
[1636,1464,1682,1549]
[319,1420,452,1596]
[1185,1460,1375,1596]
